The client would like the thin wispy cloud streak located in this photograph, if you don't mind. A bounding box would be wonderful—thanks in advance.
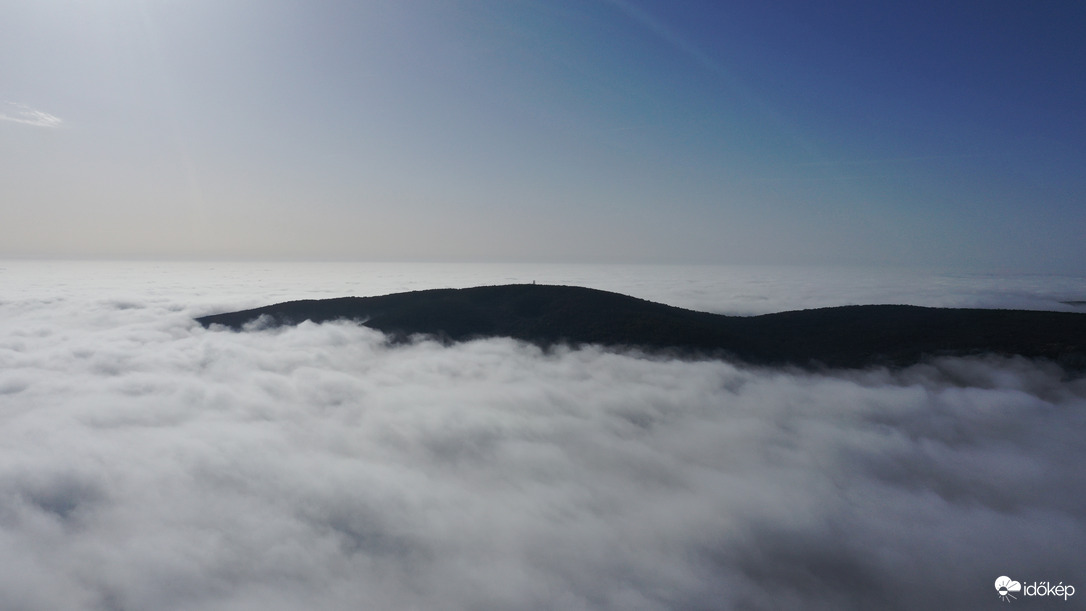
[0,262,1083,609]
[792,153,988,168]
[0,102,62,128]
[599,0,815,156]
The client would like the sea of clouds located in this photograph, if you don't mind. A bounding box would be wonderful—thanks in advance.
[1,261,1084,610]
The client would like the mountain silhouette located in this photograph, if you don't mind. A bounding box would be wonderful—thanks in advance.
[196,284,1086,371]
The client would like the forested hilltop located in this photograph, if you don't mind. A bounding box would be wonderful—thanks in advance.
[197,284,1086,371]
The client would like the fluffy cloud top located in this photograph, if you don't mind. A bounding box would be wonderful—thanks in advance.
[0,261,1083,610]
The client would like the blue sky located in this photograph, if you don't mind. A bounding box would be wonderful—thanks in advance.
[2,0,1083,271]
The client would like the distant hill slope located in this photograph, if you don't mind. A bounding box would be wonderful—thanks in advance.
[196,284,1086,371]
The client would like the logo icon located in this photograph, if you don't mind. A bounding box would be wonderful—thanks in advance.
[996,576,1022,602]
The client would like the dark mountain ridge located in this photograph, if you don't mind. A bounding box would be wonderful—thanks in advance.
[196,284,1086,371]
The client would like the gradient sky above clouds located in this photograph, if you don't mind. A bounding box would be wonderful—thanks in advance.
[2,0,1084,270]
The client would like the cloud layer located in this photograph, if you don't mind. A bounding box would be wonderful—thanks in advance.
[0,262,1084,610]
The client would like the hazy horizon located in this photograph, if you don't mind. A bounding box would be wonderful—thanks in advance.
[5,259,1086,316]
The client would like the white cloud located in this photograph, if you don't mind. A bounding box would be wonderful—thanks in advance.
[0,263,1083,609]
[0,101,63,128]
